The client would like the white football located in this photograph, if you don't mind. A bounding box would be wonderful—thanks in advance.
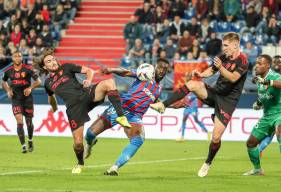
[136,63,155,81]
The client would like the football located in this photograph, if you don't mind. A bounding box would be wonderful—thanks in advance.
[136,63,155,81]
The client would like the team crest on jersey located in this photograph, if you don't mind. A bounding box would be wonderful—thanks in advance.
[15,72,20,78]
[21,72,26,78]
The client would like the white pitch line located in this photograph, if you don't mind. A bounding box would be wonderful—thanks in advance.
[0,156,206,176]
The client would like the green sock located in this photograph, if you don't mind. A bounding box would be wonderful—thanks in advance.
[278,136,281,153]
[247,147,261,169]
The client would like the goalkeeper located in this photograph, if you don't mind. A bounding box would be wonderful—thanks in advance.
[244,54,281,176]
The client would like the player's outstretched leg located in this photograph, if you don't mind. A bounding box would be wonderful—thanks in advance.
[84,128,98,159]
[150,85,190,113]
[243,135,264,176]
[17,123,27,153]
[104,136,144,176]
[72,127,84,174]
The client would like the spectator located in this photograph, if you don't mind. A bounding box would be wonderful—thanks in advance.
[187,52,194,60]
[208,0,223,21]
[135,3,153,24]
[263,14,280,45]
[6,41,17,56]
[169,0,185,19]
[241,5,260,34]
[27,28,37,48]
[40,24,53,47]
[32,37,44,56]
[195,0,208,20]
[169,15,186,43]
[187,17,202,38]
[164,38,177,59]
[128,38,145,67]
[178,30,193,57]
[189,39,201,59]
[244,41,258,68]
[7,14,19,33]
[262,0,279,15]
[41,4,51,23]
[0,45,9,69]
[205,32,221,57]
[0,20,7,35]
[53,4,68,30]
[0,0,8,20]
[60,0,78,23]
[31,12,45,33]
[0,33,8,47]
[4,0,18,15]
[223,0,241,22]
[200,18,213,44]
[156,18,170,44]
[159,0,170,19]
[34,0,43,12]
[18,39,29,63]
[21,18,30,38]
[27,3,37,23]
[123,15,142,52]
[247,0,262,14]
[10,24,22,47]
[150,38,162,64]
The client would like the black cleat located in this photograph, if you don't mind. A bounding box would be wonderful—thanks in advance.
[28,141,34,152]
[22,145,27,153]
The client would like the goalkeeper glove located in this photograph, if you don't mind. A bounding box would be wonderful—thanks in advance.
[253,100,263,110]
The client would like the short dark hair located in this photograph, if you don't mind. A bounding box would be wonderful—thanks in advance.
[223,32,240,42]
[259,54,272,65]
[273,55,281,60]
[157,58,169,66]
[32,47,54,75]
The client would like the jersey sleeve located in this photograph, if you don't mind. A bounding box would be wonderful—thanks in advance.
[64,63,82,73]
[2,71,9,81]
[234,57,248,76]
[44,80,54,96]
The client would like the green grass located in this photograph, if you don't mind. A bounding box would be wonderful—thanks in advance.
[0,136,280,192]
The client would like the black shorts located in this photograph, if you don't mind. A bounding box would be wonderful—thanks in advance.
[66,84,104,131]
[11,96,34,117]
[202,85,238,127]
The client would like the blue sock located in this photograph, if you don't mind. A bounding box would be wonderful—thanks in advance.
[181,121,186,137]
[259,135,274,152]
[85,128,96,145]
[115,136,144,168]
[194,116,208,132]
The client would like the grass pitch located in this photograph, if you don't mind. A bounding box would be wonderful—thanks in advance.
[0,136,280,192]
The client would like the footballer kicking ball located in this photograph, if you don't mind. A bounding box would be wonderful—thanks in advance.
[136,63,155,81]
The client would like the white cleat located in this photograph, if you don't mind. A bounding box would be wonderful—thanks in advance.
[104,165,119,176]
[84,139,97,159]
[198,163,210,177]
[150,102,166,114]
[72,164,83,174]
[243,169,264,176]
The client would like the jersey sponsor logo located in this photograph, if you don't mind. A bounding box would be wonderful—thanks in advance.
[35,111,69,133]
[15,72,20,78]
[51,76,70,90]
[12,106,22,114]
[0,120,10,132]
[12,79,28,85]
[224,63,236,71]
[143,87,156,101]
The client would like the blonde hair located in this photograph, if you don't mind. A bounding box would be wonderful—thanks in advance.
[223,32,240,42]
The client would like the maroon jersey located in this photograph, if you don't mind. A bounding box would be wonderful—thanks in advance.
[2,64,39,100]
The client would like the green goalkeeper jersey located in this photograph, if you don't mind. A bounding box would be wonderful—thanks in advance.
[258,69,281,116]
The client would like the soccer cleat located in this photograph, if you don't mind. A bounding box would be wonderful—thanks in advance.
[150,102,166,114]
[198,162,210,177]
[116,116,131,128]
[72,164,83,174]
[104,165,119,176]
[243,169,264,176]
[84,139,98,159]
[22,145,27,153]
[28,141,33,152]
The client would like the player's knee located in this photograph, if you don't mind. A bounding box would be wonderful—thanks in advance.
[186,80,203,92]
[74,143,83,151]
[130,136,144,148]
[104,79,115,90]
[212,137,221,143]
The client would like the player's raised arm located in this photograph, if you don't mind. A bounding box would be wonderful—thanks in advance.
[194,66,215,78]
[48,95,58,113]
[80,66,94,88]
[101,67,133,77]
[2,80,13,99]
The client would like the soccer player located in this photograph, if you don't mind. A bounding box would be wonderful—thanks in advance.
[258,55,281,156]
[150,32,249,177]
[244,55,281,176]
[176,93,209,142]
[2,51,41,153]
[84,58,169,176]
[33,48,131,174]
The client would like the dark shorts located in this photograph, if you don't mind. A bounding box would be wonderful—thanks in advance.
[202,85,238,127]
[11,96,34,117]
[66,84,104,131]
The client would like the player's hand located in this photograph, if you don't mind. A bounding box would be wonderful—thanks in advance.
[252,76,270,85]
[101,67,111,74]
[7,90,13,99]
[23,87,32,96]
[253,101,263,110]
[214,57,222,70]
[83,80,91,88]
[192,70,201,78]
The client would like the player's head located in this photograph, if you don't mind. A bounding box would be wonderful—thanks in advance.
[255,54,272,76]
[34,48,60,74]
[155,58,169,82]
[222,32,240,58]
[272,55,281,73]
[12,51,23,66]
